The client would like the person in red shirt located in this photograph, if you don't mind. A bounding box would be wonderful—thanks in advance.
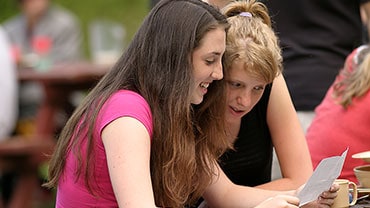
[307,44,370,184]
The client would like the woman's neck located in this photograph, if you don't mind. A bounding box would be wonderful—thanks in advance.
[226,118,241,143]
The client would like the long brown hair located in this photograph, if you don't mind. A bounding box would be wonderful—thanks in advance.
[44,0,230,207]
[333,45,370,108]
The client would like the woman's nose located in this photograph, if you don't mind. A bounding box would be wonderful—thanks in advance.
[236,92,251,107]
[211,63,223,80]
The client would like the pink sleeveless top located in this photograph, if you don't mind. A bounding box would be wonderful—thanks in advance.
[56,90,153,207]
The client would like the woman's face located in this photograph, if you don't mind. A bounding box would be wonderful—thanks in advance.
[225,60,267,122]
[191,27,226,104]
[20,0,49,19]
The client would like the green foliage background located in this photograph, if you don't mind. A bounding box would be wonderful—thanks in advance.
[0,0,150,58]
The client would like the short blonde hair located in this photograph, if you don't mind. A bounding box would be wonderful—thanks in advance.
[222,0,282,83]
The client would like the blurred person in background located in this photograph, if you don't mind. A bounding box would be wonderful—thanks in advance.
[0,25,18,140]
[3,0,83,135]
[3,0,82,66]
[306,44,370,184]
[2,1,83,205]
[0,24,18,208]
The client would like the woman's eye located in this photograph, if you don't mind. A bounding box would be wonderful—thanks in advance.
[228,81,241,87]
[205,59,215,65]
[254,86,265,91]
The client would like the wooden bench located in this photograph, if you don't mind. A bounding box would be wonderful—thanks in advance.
[0,135,56,208]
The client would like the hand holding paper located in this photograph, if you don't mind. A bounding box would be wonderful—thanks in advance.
[297,148,348,206]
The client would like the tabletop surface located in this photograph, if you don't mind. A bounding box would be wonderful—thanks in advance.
[17,61,112,83]
[352,195,370,207]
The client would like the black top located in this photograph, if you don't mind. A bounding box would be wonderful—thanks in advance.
[219,83,273,186]
[260,0,370,110]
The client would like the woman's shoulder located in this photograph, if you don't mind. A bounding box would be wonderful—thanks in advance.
[98,90,153,136]
[108,90,149,109]
[113,89,145,99]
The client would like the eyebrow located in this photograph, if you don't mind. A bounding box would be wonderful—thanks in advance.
[210,51,223,56]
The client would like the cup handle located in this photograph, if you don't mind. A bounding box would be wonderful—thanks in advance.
[349,182,358,205]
